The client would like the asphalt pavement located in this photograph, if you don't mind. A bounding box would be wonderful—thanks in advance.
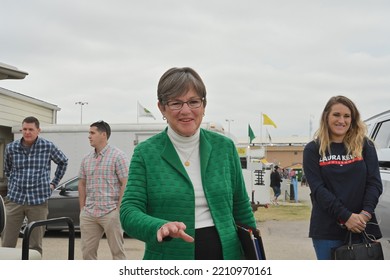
[14,185,316,260]
[259,184,316,260]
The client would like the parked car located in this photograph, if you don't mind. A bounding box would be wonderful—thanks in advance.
[365,110,390,259]
[47,176,130,237]
[18,177,79,236]
[47,177,80,231]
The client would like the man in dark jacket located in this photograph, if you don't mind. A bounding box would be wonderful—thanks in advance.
[270,165,282,205]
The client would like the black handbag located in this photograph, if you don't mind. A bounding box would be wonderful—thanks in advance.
[333,231,384,260]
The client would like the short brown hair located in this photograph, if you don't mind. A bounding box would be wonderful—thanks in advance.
[23,116,40,128]
[157,67,207,107]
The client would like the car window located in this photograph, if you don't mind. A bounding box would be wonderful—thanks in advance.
[65,178,79,191]
[372,120,390,149]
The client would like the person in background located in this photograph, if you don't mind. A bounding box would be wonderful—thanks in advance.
[301,174,307,186]
[289,169,296,180]
[78,121,129,260]
[282,168,288,179]
[303,95,382,260]
[120,67,256,260]
[1,116,68,255]
[270,165,282,205]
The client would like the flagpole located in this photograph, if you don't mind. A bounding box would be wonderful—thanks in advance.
[260,112,263,146]
[137,101,139,123]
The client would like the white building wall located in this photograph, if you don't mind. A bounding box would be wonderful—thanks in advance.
[0,91,56,126]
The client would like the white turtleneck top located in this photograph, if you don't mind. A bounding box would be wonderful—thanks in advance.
[167,125,214,229]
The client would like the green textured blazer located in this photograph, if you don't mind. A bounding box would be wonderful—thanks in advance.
[120,128,256,260]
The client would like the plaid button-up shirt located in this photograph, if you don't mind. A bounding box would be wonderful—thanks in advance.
[79,144,129,217]
[4,137,68,205]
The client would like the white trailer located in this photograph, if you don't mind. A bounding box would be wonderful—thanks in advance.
[12,122,224,183]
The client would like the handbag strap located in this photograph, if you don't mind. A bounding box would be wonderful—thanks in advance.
[362,231,373,245]
[347,231,372,248]
[347,232,353,248]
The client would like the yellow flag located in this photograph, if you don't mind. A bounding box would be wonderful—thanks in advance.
[262,113,277,128]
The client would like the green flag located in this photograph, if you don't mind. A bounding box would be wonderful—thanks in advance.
[248,124,255,144]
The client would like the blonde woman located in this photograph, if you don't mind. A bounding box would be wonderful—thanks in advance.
[303,95,382,259]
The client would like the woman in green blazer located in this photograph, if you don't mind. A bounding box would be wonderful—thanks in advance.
[120,67,256,260]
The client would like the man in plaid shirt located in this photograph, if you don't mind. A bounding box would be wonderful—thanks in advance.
[2,116,68,255]
[78,121,129,260]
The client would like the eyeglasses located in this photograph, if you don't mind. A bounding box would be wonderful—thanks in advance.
[165,98,204,110]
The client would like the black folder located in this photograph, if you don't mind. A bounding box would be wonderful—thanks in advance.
[236,223,266,260]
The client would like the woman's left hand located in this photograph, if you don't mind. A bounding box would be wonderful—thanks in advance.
[345,213,367,233]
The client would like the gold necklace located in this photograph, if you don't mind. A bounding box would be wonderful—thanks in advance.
[183,145,198,167]
[172,142,198,167]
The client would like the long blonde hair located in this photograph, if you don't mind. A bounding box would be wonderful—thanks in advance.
[314,95,367,158]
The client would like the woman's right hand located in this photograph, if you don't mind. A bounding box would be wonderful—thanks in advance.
[157,221,194,243]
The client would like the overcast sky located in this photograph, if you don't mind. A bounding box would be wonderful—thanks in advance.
[1,0,390,140]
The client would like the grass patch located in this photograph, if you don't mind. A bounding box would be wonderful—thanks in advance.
[254,203,311,222]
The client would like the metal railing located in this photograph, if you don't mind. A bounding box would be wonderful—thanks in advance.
[22,217,75,260]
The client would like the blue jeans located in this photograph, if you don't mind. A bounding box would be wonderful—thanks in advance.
[271,186,281,198]
[312,239,344,260]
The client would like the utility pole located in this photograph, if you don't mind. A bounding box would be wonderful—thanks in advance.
[225,119,234,136]
[75,101,88,124]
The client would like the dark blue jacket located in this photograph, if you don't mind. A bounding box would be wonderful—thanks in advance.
[270,171,282,188]
[303,139,382,240]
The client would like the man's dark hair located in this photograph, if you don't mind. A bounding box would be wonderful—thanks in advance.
[23,116,40,128]
[91,120,111,139]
